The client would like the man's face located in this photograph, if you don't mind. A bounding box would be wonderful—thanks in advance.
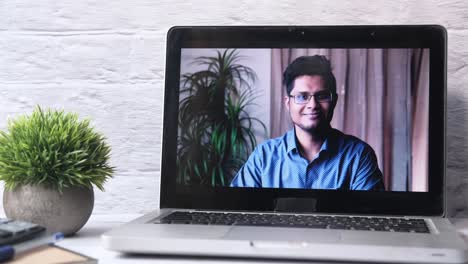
[284,75,336,134]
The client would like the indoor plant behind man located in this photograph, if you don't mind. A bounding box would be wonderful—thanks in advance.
[0,106,114,236]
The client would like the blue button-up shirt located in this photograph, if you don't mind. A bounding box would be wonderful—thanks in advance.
[230,129,384,191]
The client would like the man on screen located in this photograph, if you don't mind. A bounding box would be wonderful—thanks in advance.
[230,55,385,191]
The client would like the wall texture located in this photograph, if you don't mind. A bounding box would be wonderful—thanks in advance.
[0,0,467,217]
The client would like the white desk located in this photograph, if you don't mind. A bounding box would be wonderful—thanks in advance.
[57,214,468,264]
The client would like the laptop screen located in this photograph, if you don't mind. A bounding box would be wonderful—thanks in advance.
[177,48,429,192]
[162,26,446,215]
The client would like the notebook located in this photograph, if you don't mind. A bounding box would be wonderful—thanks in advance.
[102,25,468,263]
[10,245,97,264]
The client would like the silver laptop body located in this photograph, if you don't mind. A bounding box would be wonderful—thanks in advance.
[103,26,468,263]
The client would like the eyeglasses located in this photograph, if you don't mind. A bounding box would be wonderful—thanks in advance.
[289,91,335,104]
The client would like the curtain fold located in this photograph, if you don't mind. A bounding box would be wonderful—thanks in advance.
[411,49,430,192]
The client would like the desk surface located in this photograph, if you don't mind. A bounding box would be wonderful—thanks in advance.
[57,214,468,264]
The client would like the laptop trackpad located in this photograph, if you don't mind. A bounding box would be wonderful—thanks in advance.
[223,226,340,243]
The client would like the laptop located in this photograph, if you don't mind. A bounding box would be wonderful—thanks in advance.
[102,26,468,263]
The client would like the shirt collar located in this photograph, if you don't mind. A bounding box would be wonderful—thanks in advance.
[285,128,333,155]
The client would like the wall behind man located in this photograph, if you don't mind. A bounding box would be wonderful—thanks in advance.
[0,0,467,217]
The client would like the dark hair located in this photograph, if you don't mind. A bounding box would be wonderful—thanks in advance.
[283,55,337,95]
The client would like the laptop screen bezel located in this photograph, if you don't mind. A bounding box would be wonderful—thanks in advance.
[160,26,447,216]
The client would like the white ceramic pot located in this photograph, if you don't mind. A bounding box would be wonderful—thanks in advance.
[3,184,94,236]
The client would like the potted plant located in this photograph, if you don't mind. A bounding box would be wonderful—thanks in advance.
[177,49,266,186]
[0,106,114,236]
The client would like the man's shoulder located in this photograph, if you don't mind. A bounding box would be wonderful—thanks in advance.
[255,130,292,153]
[332,129,374,153]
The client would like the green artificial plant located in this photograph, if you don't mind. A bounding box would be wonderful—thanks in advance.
[0,106,114,192]
[177,49,266,187]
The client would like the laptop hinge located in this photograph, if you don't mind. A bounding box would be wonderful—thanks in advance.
[274,198,317,213]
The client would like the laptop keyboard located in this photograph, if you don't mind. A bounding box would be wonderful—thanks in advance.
[159,211,430,233]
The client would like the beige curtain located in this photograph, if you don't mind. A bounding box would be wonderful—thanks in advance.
[270,49,429,192]
[411,49,429,192]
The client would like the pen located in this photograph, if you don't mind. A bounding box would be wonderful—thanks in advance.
[0,232,64,262]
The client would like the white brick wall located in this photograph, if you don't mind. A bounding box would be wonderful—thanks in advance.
[0,0,467,217]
